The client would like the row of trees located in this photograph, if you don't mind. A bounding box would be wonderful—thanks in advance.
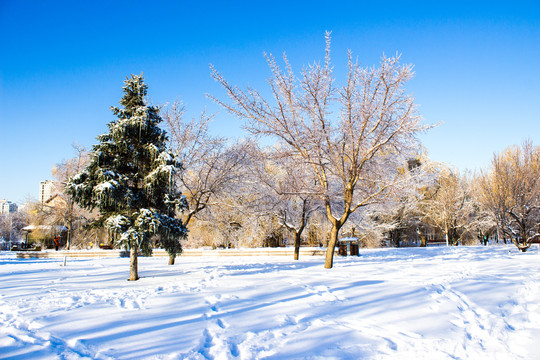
[21,35,538,280]
[477,141,540,251]
[20,139,539,255]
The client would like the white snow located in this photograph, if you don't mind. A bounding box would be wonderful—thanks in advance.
[94,181,117,192]
[1,245,540,359]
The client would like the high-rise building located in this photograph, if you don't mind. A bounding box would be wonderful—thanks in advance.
[39,180,57,206]
[0,199,18,214]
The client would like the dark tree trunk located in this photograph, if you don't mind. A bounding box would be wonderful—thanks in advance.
[168,254,175,265]
[514,239,530,252]
[129,247,139,281]
[293,231,301,261]
[420,234,427,247]
[392,229,401,247]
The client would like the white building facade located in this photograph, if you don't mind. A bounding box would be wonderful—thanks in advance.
[39,180,58,206]
[0,199,18,214]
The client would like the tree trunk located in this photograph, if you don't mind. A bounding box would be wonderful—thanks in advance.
[66,226,71,250]
[66,201,74,250]
[293,231,301,261]
[514,239,530,252]
[395,229,401,248]
[324,225,340,269]
[420,234,427,247]
[168,254,175,265]
[444,226,449,247]
[67,217,74,250]
[129,247,139,281]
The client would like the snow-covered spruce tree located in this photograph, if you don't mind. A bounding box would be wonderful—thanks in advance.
[67,74,188,280]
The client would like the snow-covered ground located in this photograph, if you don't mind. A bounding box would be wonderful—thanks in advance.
[1,246,539,360]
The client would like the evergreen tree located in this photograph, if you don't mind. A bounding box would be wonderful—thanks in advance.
[67,74,188,280]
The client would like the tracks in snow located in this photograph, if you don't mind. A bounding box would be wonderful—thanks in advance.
[194,294,239,360]
[424,264,534,360]
[0,298,110,360]
[430,282,512,357]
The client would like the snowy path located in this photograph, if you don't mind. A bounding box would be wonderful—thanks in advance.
[1,246,539,359]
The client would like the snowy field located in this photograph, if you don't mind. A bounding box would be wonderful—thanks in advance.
[1,246,539,360]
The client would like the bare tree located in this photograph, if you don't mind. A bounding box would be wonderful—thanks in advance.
[420,165,477,246]
[370,157,434,248]
[189,186,261,249]
[477,141,540,251]
[163,101,247,228]
[0,211,27,246]
[51,144,93,249]
[210,33,424,268]
[247,144,321,259]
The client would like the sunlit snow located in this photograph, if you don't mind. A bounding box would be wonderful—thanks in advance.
[1,245,539,359]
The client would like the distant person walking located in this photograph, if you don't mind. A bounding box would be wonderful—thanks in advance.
[53,236,60,251]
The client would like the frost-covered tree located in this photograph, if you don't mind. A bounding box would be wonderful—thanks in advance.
[163,101,247,226]
[420,166,476,246]
[368,157,432,248]
[0,211,27,245]
[67,74,188,280]
[477,141,540,252]
[247,143,321,260]
[50,144,93,250]
[211,33,424,268]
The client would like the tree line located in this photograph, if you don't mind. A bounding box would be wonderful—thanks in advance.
[10,35,539,280]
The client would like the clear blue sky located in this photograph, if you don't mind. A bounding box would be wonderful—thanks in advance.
[1,0,539,203]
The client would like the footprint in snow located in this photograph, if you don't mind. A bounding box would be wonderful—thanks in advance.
[216,318,229,329]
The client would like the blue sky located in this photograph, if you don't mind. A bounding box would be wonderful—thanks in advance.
[1,0,539,203]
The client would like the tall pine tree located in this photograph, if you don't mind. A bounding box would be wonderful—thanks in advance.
[67,74,188,280]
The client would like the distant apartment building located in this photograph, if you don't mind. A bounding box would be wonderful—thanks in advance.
[0,199,18,214]
[39,180,58,206]
[17,202,29,213]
